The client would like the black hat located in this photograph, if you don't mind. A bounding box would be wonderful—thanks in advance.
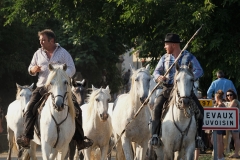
[164,33,181,43]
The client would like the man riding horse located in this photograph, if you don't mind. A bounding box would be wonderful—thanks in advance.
[17,29,93,150]
[150,33,204,149]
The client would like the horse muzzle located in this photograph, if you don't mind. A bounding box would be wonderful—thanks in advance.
[100,113,109,121]
[179,97,190,109]
[54,100,65,111]
[140,97,149,104]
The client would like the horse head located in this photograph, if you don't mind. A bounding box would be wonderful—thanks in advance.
[46,63,70,112]
[130,64,151,104]
[71,78,86,106]
[16,83,34,109]
[91,85,111,121]
[175,62,194,109]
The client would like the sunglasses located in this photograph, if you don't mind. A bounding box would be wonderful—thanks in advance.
[226,94,233,97]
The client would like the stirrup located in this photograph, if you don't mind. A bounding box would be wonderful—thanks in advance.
[195,136,204,150]
[150,134,163,148]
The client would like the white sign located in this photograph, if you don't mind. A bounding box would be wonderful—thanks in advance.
[202,108,239,130]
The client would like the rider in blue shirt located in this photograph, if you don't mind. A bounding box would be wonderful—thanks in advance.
[150,33,204,149]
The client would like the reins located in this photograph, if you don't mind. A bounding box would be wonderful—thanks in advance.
[49,91,69,148]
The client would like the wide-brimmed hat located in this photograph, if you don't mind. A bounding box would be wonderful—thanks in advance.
[164,33,182,43]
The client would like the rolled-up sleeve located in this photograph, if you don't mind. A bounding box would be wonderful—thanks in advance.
[28,52,38,76]
[64,52,76,78]
[207,82,215,99]
[153,57,164,81]
[191,56,203,80]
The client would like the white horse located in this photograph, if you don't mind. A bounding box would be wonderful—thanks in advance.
[112,65,151,160]
[6,83,34,160]
[81,85,112,160]
[30,64,76,160]
[161,63,197,160]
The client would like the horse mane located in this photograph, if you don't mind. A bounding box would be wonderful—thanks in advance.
[45,67,76,121]
[85,88,111,118]
[168,65,194,107]
[129,67,151,97]
[16,85,33,100]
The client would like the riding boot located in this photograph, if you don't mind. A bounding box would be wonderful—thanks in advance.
[17,87,44,148]
[192,93,205,150]
[72,94,93,150]
[150,94,168,148]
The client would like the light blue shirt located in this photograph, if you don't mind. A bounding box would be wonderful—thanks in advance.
[153,50,203,84]
[207,78,237,99]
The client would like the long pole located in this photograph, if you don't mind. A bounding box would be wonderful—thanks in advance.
[107,25,204,156]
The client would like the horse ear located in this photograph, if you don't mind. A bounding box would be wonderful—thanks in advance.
[49,64,54,71]
[63,63,67,71]
[92,85,97,91]
[81,79,86,87]
[176,63,180,71]
[16,83,21,89]
[188,62,193,71]
[104,86,110,93]
[29,83,34,89]
[145,64,150,70]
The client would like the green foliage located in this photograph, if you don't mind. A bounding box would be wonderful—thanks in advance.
[1,0,240,96]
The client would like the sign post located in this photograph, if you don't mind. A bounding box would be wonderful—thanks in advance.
[203,107,239,160]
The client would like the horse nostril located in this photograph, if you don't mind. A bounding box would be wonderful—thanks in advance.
[140,97,146,104]
[100,113,108,120]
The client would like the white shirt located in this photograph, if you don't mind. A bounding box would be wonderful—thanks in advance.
[28,43,76,87]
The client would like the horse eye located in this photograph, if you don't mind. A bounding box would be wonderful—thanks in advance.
[135,78,138,82]
[65,81,68,85]
[107,99,110,102]
[96,99,99,102]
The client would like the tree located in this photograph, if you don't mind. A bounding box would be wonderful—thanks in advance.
[2,0,240,95]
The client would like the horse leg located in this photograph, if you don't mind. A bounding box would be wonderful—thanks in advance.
[58,144,69,160]
[28,141,38,160]
[139,140,149,160]
[7,127,14,160]
[121,136,134,160]
[83,148,91,160]
[184,143,195,160]
[41,143,52,160]
[100,145,109,160]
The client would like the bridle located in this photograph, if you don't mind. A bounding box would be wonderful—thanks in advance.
[171,69,197,151]
[50,92,68,110]
[49,91,69,148]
